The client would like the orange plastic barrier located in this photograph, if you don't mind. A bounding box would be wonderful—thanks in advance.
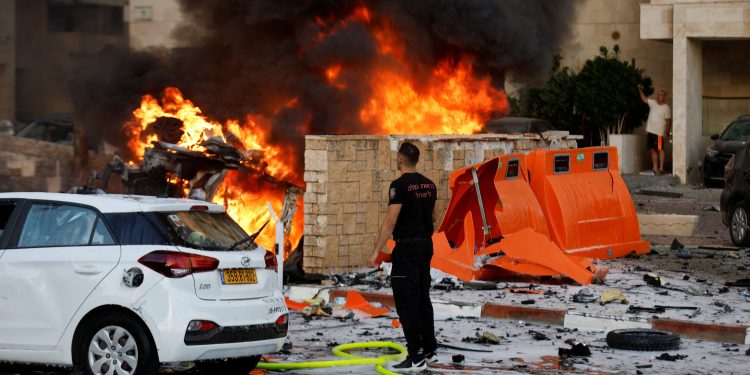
[430,154,602,285]
[525,146,649,258]
[428,146,646,285]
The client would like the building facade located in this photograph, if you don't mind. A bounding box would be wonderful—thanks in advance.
[641,0,750,183]
[0,0,128,129]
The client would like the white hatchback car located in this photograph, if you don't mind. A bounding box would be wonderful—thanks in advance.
[0,193,288,374]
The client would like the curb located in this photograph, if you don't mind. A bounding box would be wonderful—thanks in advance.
[296,287,750,345]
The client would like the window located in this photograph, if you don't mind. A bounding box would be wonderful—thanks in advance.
[104,213,169,246]
[554,155,570,174]
[48,3,124,35]
[18,203,99,247]
[593,152,609,170]
[506,159,519,179]
[91,217,116,245]
[0,202,17,240]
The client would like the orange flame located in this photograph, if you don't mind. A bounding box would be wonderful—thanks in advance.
[123,88,302,251]
[122,5,508,257]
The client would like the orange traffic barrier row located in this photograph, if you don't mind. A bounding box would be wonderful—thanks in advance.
[427,146,648,285]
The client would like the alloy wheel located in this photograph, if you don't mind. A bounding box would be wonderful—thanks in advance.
[732,206,748,243]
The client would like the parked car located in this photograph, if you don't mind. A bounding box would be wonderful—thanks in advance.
[483,117,555,134]
[720,146,750,246]
[0,193,287,374]
[15,113,74,145]
[703,115,750,187]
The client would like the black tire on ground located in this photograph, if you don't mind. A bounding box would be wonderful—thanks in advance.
[606,329,680,351]
[729,201,750,247]
[194,356,261,374]
[73,312,159,375]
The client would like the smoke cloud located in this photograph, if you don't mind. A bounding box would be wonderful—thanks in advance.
[71,0,579,166]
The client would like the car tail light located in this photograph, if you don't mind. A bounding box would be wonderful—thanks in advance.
[264,250,278,272]
[726,155,736,179]
[186,320,218,332]
[275,314,288,326]
[138,250,219,278]
[190,205,209,211]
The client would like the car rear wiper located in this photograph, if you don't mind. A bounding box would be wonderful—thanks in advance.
[228,219,270,250]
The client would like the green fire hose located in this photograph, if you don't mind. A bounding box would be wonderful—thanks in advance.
[256,341,408,375]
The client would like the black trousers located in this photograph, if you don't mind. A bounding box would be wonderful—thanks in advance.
[391,240,437,358]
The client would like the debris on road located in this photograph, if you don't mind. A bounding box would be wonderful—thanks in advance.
[606,329,680,351]
[600,289,628,305]
[655,353,688,361]
[452,354,465,363]
[644,273,662,287]
[462,331,503,345]
[572,288,597,303]
[528,330,550,341]
[637,189,684,198]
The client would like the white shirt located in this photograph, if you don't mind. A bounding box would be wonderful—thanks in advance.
[646,98,671,135]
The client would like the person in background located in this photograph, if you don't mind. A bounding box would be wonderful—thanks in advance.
[639,87,672,175]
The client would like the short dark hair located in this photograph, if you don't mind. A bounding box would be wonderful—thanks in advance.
[398,142,420,166]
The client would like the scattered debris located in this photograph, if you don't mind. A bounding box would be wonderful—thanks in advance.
[655,353,688,361]
[558,342,591,358]
[713,302,733,313]
[637,189,683,198]
[746,348,750,356]
[725,278,750,287]
[606,329,680,351]
[670,239,685,250]
[452,354,465,363]
[439,342,493,353]
[463,280,498,290]
[508,288,545,294]
[643,273,662,287]
[462,331,502,345]
[698,245,743,251]
[718,287,730,294]
[572,288,597,303]
[627,305,665,314]
[520,300,535,305]
[344,290,391,318]
[528,330,550,341]
[703,204,720,212]
[600,289,628,305]
[676,250,692,259]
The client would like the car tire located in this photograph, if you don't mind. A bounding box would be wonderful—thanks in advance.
[606,329,680,351]
[729,201,750,247]
[194,356,261,374]
[73,312,158,375]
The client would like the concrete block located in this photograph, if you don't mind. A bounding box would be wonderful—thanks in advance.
[637,213,698,237]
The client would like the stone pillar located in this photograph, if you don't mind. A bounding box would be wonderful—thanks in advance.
[0,0,15,124]
[671,36,702,184]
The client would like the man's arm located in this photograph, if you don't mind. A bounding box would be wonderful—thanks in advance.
[369,204,401,266]
[638,87,648,104]
[665,118,672,136]
[432,206,438,225]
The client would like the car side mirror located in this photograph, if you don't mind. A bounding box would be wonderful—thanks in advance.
[710,134,719,140]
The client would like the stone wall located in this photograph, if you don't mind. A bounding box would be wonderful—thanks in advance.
[302,133,580,274]
[0,137,75,192]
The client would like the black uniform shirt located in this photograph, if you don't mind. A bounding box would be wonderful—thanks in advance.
[388,172,437,240]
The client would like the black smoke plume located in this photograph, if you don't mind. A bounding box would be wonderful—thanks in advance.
[71,0,579,169]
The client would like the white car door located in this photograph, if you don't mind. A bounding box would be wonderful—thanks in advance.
[0,202,120,351]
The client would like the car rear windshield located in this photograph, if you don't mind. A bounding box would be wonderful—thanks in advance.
[158,211,250,251]
[720,120,750,141]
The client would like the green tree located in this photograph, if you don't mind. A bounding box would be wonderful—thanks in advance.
[513,45,653,146]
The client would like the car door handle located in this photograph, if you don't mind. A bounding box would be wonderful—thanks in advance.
[74,265,103,275]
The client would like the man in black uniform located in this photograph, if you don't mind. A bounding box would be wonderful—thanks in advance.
[370,142,438,372]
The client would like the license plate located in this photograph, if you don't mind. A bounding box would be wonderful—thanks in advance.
[221,269,257,285]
